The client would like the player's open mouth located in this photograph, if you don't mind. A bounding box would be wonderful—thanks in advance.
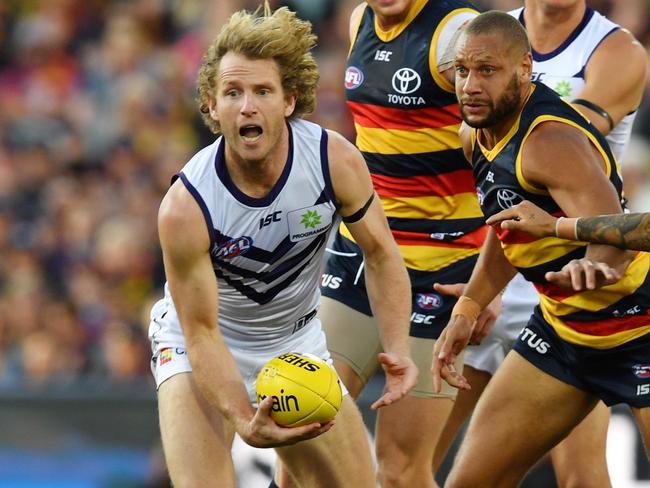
[240,125,263,142]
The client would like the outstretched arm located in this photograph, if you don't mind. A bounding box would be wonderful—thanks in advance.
[432,227,517,392]
[159,180,332,447]
[327,130,418,410]
[487,200,650,252]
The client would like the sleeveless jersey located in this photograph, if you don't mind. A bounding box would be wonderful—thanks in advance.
[510,6,636,162]
[344,0,486,273]
[472,81,650,349]
[161,119,337,344]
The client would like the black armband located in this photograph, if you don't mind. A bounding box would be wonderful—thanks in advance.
[341,193,375,224]
[572,98,615,132]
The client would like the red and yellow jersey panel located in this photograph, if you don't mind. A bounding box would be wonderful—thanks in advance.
[343,0,485,272]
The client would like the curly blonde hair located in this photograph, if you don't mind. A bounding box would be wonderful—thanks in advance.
[197,3,319,134]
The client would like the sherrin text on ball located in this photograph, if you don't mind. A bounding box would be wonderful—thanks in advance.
[255,352,342,427]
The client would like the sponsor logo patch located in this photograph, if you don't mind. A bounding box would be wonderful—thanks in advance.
[392,68,421,94]
[496,189,525,210]
[159,348,172,365]
[288,205,331,242]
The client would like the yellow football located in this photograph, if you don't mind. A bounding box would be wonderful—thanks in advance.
[255,352,342,427]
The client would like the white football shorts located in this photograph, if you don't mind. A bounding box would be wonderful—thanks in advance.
[148,298,346,404]
[463,273,538,375]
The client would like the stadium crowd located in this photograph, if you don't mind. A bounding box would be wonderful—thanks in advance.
[0,0,648,395]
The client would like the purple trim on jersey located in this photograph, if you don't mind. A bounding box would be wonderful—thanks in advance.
[576,26,620,78]
[177,171,217,249]
[319,129,337,206]
[520,7,595,62]
[214,124,295,208]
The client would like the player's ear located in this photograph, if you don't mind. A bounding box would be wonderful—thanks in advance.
[208,97,219,122]
[520,51,533,82]
[284,92,297,118]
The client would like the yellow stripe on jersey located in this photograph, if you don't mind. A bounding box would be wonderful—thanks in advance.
[355,123,461,154]
[502,238,587,269]
[541,307,650,349]
[516,114,615,196]
[399,244,481,272]
[379,193,483,220]
[538,252,650,348]
[373,0,428,42]
[339,223,480,272]
[539,252,650,316]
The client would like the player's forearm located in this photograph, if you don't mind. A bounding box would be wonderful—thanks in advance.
[364,251,411,357]
[463,260,514,310]
[463,229,517,308]
[185,329,255,430]
[558,213,650,251]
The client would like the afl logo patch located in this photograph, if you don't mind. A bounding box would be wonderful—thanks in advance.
[633,364,650,379]
[476,186,485,206]
[344,66,364,89]
[416,293,442,310]
[215,236,253,260]
[496,189,524,210]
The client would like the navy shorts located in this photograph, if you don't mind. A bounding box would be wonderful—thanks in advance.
[321,232,478,339]
[514,308,650,407]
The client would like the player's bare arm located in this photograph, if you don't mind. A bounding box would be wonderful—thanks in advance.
[575,28,647,135]
[158,180,331,447]
[575,213,650,251]
[432,226,517,392]
[488,200,650,253]
[521,121,634,287]
[327,130,418,408]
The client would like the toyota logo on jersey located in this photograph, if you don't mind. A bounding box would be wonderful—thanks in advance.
[392,68,421,94]
[496,189,525,210]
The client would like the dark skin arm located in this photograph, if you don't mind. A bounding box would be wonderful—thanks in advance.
[487,200,650,252]
[520,121,634,289]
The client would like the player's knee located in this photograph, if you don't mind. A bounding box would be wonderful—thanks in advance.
[445,470,484,488]
[376,449,426,487]
[554,471,610,488]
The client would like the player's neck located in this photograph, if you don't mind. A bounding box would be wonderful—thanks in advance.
[523,2,586,54]
[224,130,290,199]
[479,94,529,150]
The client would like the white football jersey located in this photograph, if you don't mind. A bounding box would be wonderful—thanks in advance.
[152,119,337,348]
[510,6,636,162]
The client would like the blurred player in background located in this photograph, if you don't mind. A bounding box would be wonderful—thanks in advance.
[318,1,503,487]
[434,2,647,485]
[147,4,416,487]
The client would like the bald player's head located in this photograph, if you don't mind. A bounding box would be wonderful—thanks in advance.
[454,11,533,129]
[464,10,531,61]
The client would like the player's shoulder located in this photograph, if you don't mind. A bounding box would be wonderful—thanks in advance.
[349,2,367,37]
[588,23,646,75]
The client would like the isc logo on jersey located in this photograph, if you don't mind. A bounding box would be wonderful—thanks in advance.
[411,313,435,325]
[345,66,364,90]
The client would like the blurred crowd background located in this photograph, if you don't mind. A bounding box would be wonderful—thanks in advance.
[0,0,649,396]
